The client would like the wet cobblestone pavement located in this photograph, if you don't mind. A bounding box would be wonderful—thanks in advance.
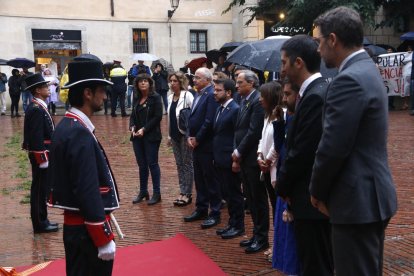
[0,110,413,275]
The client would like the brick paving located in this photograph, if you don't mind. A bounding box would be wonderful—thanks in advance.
[0,110,413,275]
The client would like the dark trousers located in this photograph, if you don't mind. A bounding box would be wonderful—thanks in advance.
[132,138,161,194]
[157,89,168,112]
[64,224,113,276]
[263,172,276,222]
[294,219,334,276]
[29,157,49,231]
[215,166,244,229]
[193,150,221,217]
[332,219,389,276]
[10,94,20,115]
[240,164,269,243]
[111,90,126,115]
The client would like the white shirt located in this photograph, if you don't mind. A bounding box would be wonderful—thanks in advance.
[339,49,365,72]
[69,107,95,134]
[299,73,322,98]
[257,116,278,182]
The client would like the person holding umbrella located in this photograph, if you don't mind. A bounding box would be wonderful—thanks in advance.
[152,63,169,114]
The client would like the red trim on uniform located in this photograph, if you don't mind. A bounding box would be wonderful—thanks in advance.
[64,211,114,247]
[30,150,49,165]
[100,187,111,194]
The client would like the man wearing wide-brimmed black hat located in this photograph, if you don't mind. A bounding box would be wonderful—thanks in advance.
[47,61,120,276]
[22,73,59,234]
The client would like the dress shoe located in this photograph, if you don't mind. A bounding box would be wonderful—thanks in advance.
[221,227,245,239]
[183,210,207,222]
[15,113,21,117]
[216,225,231,235]
[48,221,58,227]
[34,224,59,234]
[132,191,149,204]
[121,113,129,117]
[111,113,117,117]
[245,240,269,254]
[200,216,221,229]
[240,236,256,247]
[1,112,5,116]
[147,193,161,205]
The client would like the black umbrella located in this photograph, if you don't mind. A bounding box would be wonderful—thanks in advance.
[206,49,227,64]
[220,42,244,53]
[363,37,372,46]
[73,53,102,63]
[0,59,8,66]
[6,58,36,68]
[365,44,387,56]
[400,32,414,41]
[226,38,289,71]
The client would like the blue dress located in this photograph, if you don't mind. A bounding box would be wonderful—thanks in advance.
[272,114,300,275]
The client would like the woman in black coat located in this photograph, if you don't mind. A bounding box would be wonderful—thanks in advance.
[130,73,163,205]
[8,69,22,117]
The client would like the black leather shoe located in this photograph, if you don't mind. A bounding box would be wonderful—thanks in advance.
[240,236,255,247]
[48,222,58,227]
[221,227,245,239]
[200,216,221,229]
[34,224,59,234]
[216,225,231,235]
[132,191,149,204]
[245,240,269,254]
[147,193,161,205]
[183,210,208,222]
[121,113,129,117]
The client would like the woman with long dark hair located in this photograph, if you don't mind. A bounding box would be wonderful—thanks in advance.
[130,74,163,205]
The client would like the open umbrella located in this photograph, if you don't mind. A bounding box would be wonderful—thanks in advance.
[400,32,414,41]
[206,49,227,64]
[0,59,8,66]
[6,58,36,68]
[226,37,289,71]
[220,42,244,53]
[74,53,102,62]
[151,58,175,74]
[365,44,387,56]
[186,57,212,74]
[131,53,159,61]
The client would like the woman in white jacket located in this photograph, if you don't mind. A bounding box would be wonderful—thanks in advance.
[167,72,194,206]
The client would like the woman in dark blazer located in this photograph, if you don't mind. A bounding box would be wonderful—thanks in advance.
[130,73,163,205]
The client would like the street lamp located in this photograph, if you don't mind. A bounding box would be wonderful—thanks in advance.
[168,0,180,19]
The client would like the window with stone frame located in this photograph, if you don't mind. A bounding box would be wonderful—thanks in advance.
[190,30,207,53]
[132,29,149,53]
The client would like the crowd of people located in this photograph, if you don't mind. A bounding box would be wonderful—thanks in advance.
[13,5,406,276]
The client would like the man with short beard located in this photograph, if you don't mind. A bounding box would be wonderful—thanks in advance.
[48,61,120,276]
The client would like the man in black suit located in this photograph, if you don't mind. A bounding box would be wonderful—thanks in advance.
[184,68,222,229]
[22,73,58,234]
[212,79,244,239]
[232,70,267,254]
[277,35,333,275]
[311,7,397,276]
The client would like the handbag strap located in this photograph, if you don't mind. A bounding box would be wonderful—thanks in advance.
[183,91,187,108]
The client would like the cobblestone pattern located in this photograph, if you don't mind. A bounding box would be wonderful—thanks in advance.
[0,111,412,275]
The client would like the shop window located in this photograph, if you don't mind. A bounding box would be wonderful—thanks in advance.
[190,30,207,53]
[133,29,149,53]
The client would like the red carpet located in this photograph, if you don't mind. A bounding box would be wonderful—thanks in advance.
[15,234,226,275]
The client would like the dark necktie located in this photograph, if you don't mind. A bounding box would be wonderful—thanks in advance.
[216,106,224,122]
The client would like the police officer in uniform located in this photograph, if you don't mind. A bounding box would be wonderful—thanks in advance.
[47,60,120,276]
[22,73,59,233]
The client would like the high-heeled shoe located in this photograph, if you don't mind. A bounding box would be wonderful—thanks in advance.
[132,191,149,204]
[177,194,192,206]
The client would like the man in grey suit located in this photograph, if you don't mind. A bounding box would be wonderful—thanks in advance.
[311,7,398,276]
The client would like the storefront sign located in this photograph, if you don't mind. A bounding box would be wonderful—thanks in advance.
[378,52,412,97]
[32,29,81,41]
